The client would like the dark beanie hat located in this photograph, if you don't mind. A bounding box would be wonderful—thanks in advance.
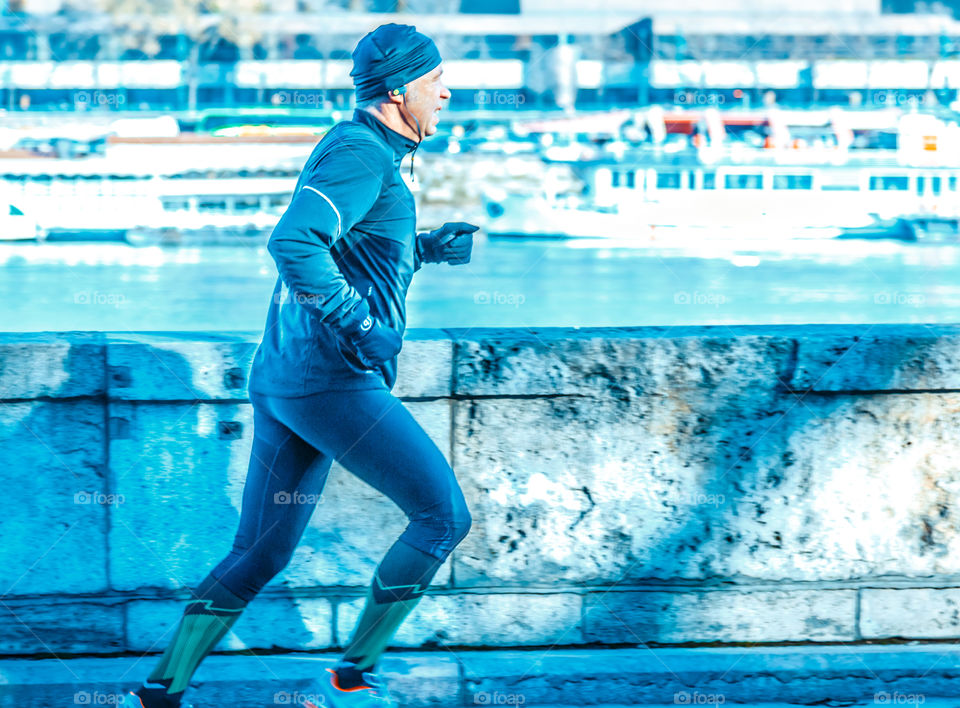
[350,23,443,104]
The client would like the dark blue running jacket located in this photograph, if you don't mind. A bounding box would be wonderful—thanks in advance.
[248,108,423,397]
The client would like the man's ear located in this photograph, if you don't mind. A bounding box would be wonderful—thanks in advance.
[386,87,406,107]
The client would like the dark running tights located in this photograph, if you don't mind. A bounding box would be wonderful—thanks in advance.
[212,386,472,603]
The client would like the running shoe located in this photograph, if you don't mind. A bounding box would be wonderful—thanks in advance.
[302,665,397,707]
[118,690,193,708]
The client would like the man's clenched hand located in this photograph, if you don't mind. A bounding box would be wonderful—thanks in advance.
[417,222,480,266]
[335,299,403,368]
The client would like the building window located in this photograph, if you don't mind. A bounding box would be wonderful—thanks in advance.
[724,174,763,189]
[773,174,813,190]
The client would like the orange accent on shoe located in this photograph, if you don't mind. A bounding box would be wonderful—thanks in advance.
[127,693,146,708]
[326,666,373,692]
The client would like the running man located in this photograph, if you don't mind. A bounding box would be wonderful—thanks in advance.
[123,23,479,708]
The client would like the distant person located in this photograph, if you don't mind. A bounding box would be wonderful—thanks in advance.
[124,23,479,708]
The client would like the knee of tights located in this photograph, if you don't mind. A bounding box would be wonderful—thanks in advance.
[405,511,472,561]
[443,511,473,551]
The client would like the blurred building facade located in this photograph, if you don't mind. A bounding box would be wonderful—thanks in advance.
[0,0,958,111]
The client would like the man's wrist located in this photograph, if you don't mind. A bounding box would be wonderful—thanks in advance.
[423,229,455,265]
[415,232,426,265]
[416,231,439,264]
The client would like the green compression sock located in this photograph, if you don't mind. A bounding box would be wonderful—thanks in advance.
[335,539,443,689]
[138,573,247,704]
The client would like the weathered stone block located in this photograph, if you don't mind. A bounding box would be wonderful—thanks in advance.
[583,588,856,643]
[790,324,960,392]
[861,588,960,639]
[448,326,795,398]
[0,332,104,399]
[109,401,255,591]
[0,400,107,595]
[453,393,960,586]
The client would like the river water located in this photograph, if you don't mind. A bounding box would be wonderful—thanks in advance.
[2,236,959,332]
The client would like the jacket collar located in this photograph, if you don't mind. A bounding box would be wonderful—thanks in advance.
[352,108,418,166]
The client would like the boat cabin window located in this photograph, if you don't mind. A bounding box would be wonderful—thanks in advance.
[917,175,940,194]
[162,198,190,211]
[198,198,228,212]
[234,196,261,212]
[656,171,681,189]
[869,175,909,191]
[773,174,813,190]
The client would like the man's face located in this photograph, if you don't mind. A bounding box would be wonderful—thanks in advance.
[403,64,450,137]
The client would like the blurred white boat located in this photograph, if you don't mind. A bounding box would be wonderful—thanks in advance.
[482,190,845,243]
[483,153,960,242]
[0,135,307,241]
[124,210,281,246]
[12,167,292,244]
[38,193,283,245]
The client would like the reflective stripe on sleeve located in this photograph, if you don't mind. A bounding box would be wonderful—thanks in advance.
[300,185,343,240]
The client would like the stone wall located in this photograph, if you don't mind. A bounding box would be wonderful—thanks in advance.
[2,325,960,657]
